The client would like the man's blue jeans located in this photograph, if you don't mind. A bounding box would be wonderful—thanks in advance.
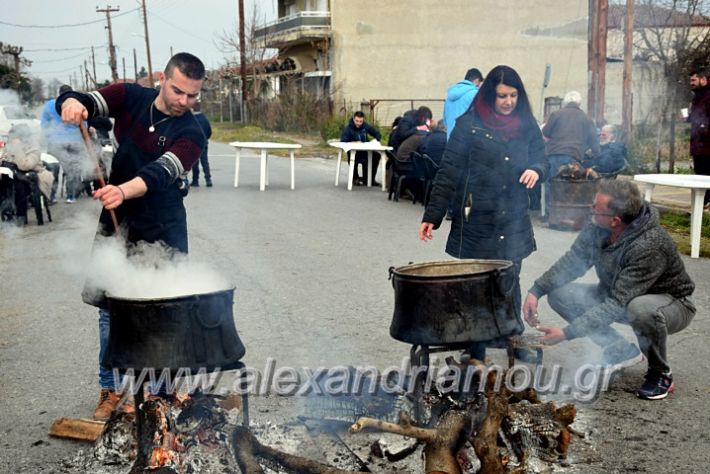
[98,308,116,389]
[548,283,696,373]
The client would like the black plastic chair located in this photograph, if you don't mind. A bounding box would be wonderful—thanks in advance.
[414,152,440,206]
[388,153,420,203]
[0,168,15,222]
[0,162,52,225]
[422,153,439,205]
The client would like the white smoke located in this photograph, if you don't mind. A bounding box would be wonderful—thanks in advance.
[85,235,233,300]
[54,212,232,300]
[0,89,22,106]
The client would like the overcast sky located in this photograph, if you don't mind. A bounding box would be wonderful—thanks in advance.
[1,0,276,91]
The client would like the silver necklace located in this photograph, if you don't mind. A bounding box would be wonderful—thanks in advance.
[149,100,172,133]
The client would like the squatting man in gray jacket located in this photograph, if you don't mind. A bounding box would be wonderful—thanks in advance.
[522,179,695,400]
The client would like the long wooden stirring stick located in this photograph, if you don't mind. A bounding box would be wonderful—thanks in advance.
[78,122,121,234]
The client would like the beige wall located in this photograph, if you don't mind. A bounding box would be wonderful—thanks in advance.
[329,0,590,125]
[605,61,667,127]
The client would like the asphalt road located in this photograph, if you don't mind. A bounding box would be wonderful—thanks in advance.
[0,141,708,473]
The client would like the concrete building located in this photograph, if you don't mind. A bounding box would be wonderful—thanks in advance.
[256,0,590,125]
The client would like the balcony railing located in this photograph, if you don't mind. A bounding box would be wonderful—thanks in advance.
[255,11,331,40]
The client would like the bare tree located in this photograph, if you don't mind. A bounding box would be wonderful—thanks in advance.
[30,77,45,104]
[629,0,710,171]
[46,78,61,99]
[215,4,274,101]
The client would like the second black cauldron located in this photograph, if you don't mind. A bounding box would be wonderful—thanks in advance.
[389,259,522,345]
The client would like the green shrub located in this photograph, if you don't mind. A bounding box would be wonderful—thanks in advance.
[320,115,350,142]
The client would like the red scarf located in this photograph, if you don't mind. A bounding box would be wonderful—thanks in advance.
[474,97,521,141]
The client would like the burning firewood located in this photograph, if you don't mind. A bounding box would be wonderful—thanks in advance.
[555,161,599,180]
[127,390,245,473]
[56,368,578,474]
[348,360,578,474]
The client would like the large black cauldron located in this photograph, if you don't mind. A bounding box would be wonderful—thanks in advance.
[104,287,245,373]
[389,260,522,345]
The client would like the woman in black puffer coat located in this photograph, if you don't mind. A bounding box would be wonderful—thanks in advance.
[419,65,549,360]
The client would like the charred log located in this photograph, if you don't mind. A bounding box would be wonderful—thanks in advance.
[471,370,509,474]
[370,438,421,462]
[130,397,170,474]
[232,426,366,474]
[350,410,470,474]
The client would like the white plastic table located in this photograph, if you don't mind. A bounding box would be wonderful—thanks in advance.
[329,141,393,191]
[229,141,301,191]
[634,173,710,258]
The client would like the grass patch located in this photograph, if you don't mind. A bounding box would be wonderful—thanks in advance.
[211,123,294,144]
[659,209,710,258]
[210,123,341,158]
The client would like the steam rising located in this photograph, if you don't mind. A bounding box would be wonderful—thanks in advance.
[84,235,232,300]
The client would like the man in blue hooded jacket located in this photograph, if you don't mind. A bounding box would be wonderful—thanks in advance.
[443,68,483,140]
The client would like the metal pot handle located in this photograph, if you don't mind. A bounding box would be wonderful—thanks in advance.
[494,268,515,298]
[388,266,395,288]
[194,296,224,329]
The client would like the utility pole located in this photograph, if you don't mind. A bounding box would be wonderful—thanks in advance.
[97,5,120,83]
[84,60,90,88]
[622,0,635,141]
[122,57,126,82]
[596,0,608,126]
[238,0,248,123]
[141,0,154,86]
[133,48,138,81]
[588,0,608,126]
[91,46,97,83]
[588,0,597,119]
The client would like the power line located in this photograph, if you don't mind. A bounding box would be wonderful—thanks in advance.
[28,52,89,63]
[31,66,84,75]
[24,46,104,52]
[147,9,213,44]
[0,7,139,29]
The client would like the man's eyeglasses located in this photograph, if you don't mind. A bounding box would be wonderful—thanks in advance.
[589,207,616,217]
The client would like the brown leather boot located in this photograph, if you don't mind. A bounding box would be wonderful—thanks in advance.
[93,389,121,421]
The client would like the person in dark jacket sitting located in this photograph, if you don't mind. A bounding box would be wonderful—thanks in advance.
[395,107,433,162]
[340,111,382,185]
[419,65,549,362]
[388,108,417,152]
[583,124,627,176]
[419,119,447,165]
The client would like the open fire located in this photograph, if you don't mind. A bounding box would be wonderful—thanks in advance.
[57,354,591,474]
[54,258,594,473]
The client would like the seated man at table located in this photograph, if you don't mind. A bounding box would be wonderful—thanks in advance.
[522,179,696,400]
[340,111,382,186]
[418,119,447,165]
